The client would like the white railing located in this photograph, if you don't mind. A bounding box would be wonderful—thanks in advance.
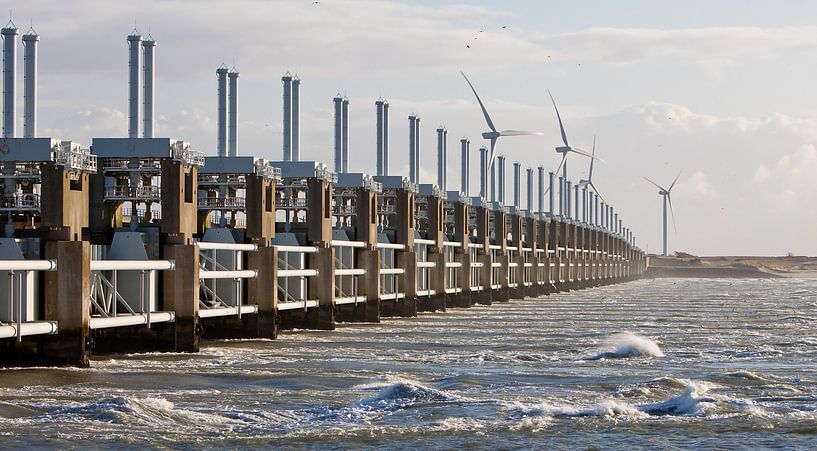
[0,193,40,211]
[121,206,161,222]
[104,185,162,200]
[276,197,309,209]
[54,145,97,173]
[0,260,58,341]
[102,158,162,172]
[198,197,247,210]
[171,142,205,167]
[276,244,320,311]
[443,241,460,295]
[89,259,175,330]
[197,241,258,319]
[378,242,404,301]
[332,240,367,306]
[414,239,434,297]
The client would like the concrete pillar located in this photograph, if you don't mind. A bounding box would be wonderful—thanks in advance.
[493,208,510,302]
[245,174,276,245]
[358,249,381,322]
[308,246,336,329]
[306,178,333,244]
[453,200,471,308]
[40,163,90,242]
[40,241,91,367]
[474,205,491,305]
[510,213,525,299]
[421,195,446,312]
[250,245,277,338]
[160,160,198,242]
[162,244,201,351]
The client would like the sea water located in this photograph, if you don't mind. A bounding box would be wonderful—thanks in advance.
[1,278,816,449]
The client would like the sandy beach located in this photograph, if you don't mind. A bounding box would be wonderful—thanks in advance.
[646,254,817,278]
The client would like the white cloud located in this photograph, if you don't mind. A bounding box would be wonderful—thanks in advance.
[534,26,817,68]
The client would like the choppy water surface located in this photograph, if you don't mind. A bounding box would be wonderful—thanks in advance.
[2,278,817,449]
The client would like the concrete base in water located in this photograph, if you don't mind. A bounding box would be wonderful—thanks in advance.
[279,305,335,331]
[201,313,278,340]
[0,332,91,368]
[447,292,472,308]
[416,294,445,313]
[472,290,492,306]
[92,322,180,354]
[336,299,380,323]
[493,286,511,303]
[509,286,526,300]
[380,297,417,317]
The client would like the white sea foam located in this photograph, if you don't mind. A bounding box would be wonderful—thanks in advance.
[638,380,715,416]
[586,332,665,360]
[506,379,715,423]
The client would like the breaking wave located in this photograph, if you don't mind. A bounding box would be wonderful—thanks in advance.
[356,378,469,410]
[586,332,665,360]
[507,379,715,423]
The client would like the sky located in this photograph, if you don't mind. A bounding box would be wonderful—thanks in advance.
[5,0,817,256]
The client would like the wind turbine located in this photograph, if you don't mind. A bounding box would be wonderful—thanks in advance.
[461,71,543,172]
[644,173,681,256]
[548,91,601,182]
[578,135,604,202]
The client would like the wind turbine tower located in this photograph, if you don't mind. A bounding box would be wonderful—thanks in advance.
[645,174,681,256]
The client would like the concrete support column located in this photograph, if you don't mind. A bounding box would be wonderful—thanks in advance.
[250,245,277,338]
[358,248,381,322]
[163,244,201,352]
[496,252,510,302]
[390,250,418,317]
[516,252,526,298]
[453,201,470,308]
[478,251,492,305]
[41,241,91,367]
[456,246,472,307]
[420,195,446,313]
[313,246,336,329]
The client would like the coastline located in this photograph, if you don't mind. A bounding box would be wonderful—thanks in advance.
[646,255,817,279]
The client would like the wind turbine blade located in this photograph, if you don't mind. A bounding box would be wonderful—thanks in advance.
[588,135,596,181]
[667,193,678,234]
[554,153,567,177]
[570,147,605,162]
[668,171,682,192]
[590,181,605,204]
[487,137,498,171]
[499,130,545,136]
[547,90,569,148]
[461,71,497,133]
[644,177,665,191]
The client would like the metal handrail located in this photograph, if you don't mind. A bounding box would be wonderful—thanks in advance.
[104,185,162,199]
[198,197,246,209]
